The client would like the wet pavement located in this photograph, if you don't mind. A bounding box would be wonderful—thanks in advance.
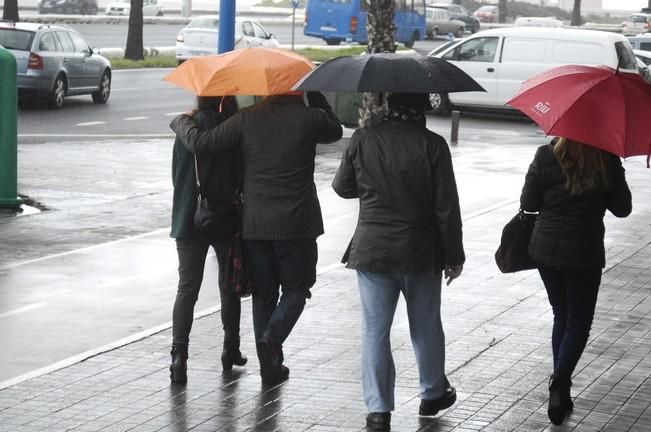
[0,120,650,431]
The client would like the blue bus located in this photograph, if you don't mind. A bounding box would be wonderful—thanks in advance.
[304,0,427,48]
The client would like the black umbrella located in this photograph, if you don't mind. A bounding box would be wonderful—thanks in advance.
[292,52,485,94]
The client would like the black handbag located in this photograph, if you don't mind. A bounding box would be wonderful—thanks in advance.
[192,155,234,239]
[495,210,537,273]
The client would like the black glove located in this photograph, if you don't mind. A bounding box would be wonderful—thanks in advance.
[307,91,330,109]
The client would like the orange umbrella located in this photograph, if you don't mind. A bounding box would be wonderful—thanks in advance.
[163,47,314,96]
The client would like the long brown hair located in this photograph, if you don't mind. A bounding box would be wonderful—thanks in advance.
[552,137,611,194]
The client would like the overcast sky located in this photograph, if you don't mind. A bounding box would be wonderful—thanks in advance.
[603,0,647,10]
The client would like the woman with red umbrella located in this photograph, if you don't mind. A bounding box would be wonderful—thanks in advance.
[520,136,632,425]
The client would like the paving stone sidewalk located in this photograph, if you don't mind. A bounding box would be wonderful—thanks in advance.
[1,136,650,431]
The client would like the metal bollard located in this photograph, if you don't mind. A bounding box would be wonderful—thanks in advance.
[0,46,22,208]
[450,110,460,146]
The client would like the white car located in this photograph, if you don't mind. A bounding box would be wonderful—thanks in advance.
[175,16,280,64]
[634,49,651,83]
[105,0,163,16]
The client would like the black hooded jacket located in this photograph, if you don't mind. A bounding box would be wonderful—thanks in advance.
[520,143,632,270]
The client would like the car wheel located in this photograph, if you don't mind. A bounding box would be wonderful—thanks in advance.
[472,22,480,33]
[455,27,464,38]
[403,31,418,49]
[157,10,163,16]
[429,92,451,116]
[92,70,111,104]
[48,75,66,110]
[325,38,341,46]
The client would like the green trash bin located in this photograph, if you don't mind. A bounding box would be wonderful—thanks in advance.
[331,92,361,128]
[0,46,22,208]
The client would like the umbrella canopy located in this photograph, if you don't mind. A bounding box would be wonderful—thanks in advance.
[292,52,485,94]
[507,64,651,160]
[163,47,314,96]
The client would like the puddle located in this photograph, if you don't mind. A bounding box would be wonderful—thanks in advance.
[0,196,48,217]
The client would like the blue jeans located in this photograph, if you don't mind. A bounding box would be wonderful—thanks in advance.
[246,239,317,345]
[539,266,602,375]
[357,270,447,413]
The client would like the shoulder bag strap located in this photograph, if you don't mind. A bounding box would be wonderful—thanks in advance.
[194,154,203,200]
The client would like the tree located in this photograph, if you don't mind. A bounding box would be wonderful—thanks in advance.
[359,0,395,128]
[571,0,582,26]
[498,0,507,24]
[2,0,19,22]
[124,0,145,61]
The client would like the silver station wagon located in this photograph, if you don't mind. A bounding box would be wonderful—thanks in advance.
[0,22,112,109]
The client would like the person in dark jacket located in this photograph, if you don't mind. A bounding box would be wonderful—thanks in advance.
[169,96,247,384]
[170,91,343,385]
[520,137,632,426]
[332,93,464,432]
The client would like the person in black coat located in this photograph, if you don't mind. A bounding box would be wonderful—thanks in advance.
[520,137,632,425]
[169,96,247,384]
[170,91,343,386]
[332,93,464,431]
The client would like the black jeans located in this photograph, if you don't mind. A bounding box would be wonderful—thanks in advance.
[172,238,242,348]
[539,266,602,375]
[245,238,318,345]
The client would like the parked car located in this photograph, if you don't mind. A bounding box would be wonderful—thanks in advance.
[37,0,98,15]
[175,16,280,64]
[105,0,163,16]
[428,2,480,33]
[0,22,111,109]
[514,16,564,28]
[426,27,638,115]
[633,49,651,83]
[628,33,651,51]
[425,7,465,39]
[473,5,498,23]
[623,12,651,36]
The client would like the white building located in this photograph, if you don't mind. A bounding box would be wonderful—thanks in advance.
[558,0,603,13]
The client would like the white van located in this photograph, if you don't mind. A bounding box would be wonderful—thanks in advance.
[427,27,639,114]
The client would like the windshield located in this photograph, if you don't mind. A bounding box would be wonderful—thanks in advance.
[0,28,34,50]
[188,18,219,30]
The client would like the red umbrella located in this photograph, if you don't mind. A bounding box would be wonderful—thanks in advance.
[507,64,651,165]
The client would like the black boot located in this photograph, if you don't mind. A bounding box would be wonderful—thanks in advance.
[548,371,572,425]
[169,345,188,384]
[221,339,247,372]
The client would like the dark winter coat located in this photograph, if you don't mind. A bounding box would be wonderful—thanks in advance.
[520,143,632,270]
[332,119,465,273]
[170,94,343,240]
[170,109,242,239]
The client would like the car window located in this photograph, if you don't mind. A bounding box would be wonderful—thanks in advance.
[629,14,650,23]
[68,32,90,53]
[54,31,75,53]
[0,28,34,51]
[242,21,254,37]
[188,17,219,29]
[252,22,268,39]
[38,32,60,52]
[615,41,638,70]
[444,37,498,62]
[637,54,651,65]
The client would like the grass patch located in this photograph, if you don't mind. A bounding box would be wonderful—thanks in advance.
[108,47,370,69]
[109,55,179,69]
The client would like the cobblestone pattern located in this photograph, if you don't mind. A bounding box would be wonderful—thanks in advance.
[1,136,649,431]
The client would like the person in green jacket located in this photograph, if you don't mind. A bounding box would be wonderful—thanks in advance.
[169,96,246,384]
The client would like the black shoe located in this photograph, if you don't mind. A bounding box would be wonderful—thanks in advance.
[548,372,572,425]
[221,348,247,372]
[169,346,187,384]
[366,412,391,431]
[261,365,290,386]
[419,386,457,416]
[257,338,288,385]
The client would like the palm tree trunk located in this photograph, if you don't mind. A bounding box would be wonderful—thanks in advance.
[125,0,145,60]
[359,0,395,128]
[2,0,19,22]
[571,0,582,26]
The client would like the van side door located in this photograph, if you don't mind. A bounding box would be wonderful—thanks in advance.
[441,36,500,107]
[496,36,548,106]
